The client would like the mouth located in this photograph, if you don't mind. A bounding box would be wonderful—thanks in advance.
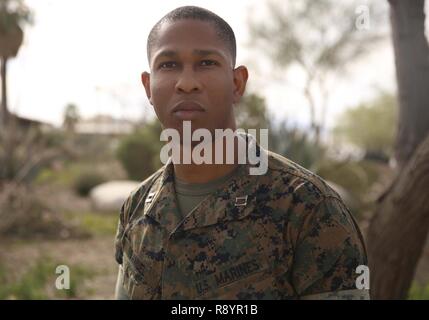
[171,101,206,120]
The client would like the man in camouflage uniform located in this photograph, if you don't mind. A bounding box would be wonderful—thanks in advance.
[114,6,369,300]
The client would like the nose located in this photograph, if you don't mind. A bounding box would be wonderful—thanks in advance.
[175,66,202,94]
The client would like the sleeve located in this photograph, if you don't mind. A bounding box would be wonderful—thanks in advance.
[291,196,370,300]
[114,174,160,266]
[114,198,130,265]
[114,266,130,300]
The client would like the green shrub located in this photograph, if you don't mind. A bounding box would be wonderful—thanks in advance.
[315,159,383,220]
[316,160,375,197]
[333,92,397,158]
[269,122,326,170]
[73,171,106,197]
[0,183,89,239]
[116,120,163,181]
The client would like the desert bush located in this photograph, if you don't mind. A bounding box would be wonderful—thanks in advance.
[315,159,386,220]
[333,92,397,159]
[0,183,90,239]
[116,120,163,181]
[270,121,326,170]
[73,171,106,197]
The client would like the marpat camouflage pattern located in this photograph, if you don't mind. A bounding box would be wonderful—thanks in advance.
[114,134,369,299]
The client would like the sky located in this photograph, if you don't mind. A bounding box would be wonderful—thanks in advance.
[5,0,407,130]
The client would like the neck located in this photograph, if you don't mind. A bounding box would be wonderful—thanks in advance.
[173,134,240,184]
[174,162,238,184]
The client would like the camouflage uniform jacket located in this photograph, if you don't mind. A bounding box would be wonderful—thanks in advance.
[114,135,369,299]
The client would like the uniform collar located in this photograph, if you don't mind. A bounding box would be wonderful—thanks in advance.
[142,133,267,236]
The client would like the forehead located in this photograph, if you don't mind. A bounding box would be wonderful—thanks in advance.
[151,19,232,63]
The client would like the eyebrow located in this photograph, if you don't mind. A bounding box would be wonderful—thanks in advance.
[153,49,225,62]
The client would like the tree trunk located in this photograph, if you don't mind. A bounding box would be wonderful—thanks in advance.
[390,0,429,169]
[367,133,429,299]
[0,22,23,128]
[0,56,8,127]
[367,0,429,299]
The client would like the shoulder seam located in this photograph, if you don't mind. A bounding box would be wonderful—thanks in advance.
[267,151,336,198]
[269,166,338,199]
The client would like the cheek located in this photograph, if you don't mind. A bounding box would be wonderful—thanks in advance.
[150,77,174,114]
[205,74,234,107]
[151,77,171,102]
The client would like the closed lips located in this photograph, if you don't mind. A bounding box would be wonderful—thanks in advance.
[172,101,205,112]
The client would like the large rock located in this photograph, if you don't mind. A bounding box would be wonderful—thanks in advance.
[89,180,141,212]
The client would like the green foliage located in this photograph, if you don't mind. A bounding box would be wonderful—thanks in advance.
[0,0,32,32]
[64,211,118,236]
[408,282,429,300]
[35,160,125,189]
[73,170,106,197]
[0,257,95,299]
[80,213,118,236]
[35,165,78,187]
[334,92,397,157]
[316,159,380,197]
[235,93,326,170]
[116,119,163,181]
[42,129,68,149]
[235,93,270,130]
[0,259,51,299]
[34,161,100,188]
[0,183,89,240]
[315,159,382,218]
[270,121,325,170]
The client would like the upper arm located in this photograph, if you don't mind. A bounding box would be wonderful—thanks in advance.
[291,196,369,299]
[114,197,131,265]
[114,265,129,300]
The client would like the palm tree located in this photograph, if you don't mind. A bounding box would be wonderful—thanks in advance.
[0,0,31,127]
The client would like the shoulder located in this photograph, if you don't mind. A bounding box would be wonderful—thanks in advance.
[120,165,165,222]
[265,150,342,204]
[263,155,368,296]
[263,151,363,245]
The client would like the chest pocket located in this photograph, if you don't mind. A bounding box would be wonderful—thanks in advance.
[182,202,288,299]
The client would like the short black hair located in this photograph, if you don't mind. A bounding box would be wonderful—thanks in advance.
[147,6,236,68]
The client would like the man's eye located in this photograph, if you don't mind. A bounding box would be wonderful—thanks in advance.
[200,60,217,67]
[159,61,177,69]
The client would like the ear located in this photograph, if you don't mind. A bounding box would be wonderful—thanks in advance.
[232,65,249,105]
[141,71,153,106]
